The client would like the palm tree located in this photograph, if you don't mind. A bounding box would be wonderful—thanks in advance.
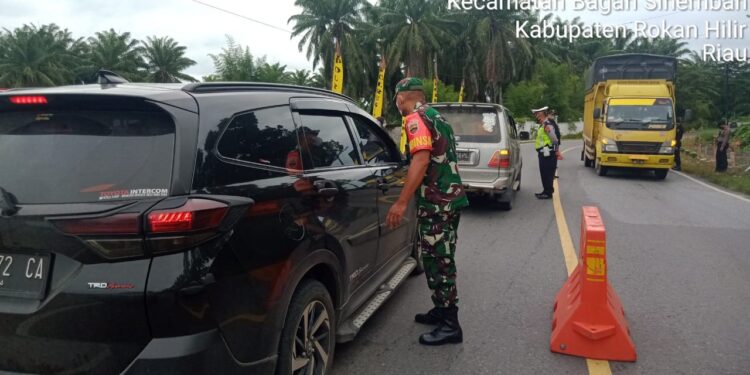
[141,36,197,83]
[375,0,457,78]
[289,0,369,92]
[256,62,290,83]
[627,36,691,58]
[84,29,145,81]
[469,8,533,103]
[286,69,314,86]
[0,24,86,87]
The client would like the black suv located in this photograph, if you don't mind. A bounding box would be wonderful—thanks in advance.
[0,81,419,374]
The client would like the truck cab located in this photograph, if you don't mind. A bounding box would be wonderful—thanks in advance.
[582,54,679,179]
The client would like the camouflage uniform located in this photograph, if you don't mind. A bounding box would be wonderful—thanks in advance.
[405,104,469,308]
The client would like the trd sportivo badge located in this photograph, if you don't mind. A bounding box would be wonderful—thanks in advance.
[87,282,135,289]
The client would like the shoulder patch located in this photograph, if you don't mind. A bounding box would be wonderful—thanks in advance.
[408,120,420,135]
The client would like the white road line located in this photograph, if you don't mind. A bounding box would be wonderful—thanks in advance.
[671,170,750,204]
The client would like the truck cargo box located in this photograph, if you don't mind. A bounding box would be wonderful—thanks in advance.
[586,54,677,89]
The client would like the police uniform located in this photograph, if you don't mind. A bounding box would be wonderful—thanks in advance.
[394,78,468,346]
[533,107,559,199]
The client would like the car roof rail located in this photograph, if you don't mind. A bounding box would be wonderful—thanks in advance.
[97,69,129,84]
[181,82,354,102]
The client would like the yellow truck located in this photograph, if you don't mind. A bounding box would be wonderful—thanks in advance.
[582,54,683,179]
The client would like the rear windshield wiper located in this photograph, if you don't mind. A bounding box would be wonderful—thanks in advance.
[0,186,19,216]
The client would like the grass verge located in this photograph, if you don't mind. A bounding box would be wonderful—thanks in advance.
[680,155,750,196]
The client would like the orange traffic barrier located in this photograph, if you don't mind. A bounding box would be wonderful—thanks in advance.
[550,206,636,361]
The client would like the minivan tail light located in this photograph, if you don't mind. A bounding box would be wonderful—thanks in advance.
[147,199,228,234]
[9,95,48,105]
[488,150,511,168]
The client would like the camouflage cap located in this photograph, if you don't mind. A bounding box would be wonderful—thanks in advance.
[394,77,424,96]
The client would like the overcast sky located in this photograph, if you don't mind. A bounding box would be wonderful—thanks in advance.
[0,0,746,80]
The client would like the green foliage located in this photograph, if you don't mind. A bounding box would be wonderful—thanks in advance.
[421,79,460,103]
[0,24,86,87]
[504,61,582,122]
[141,36,197,83]
[734,124,750,150]
[209,35,257,81]
[83,29,146,82]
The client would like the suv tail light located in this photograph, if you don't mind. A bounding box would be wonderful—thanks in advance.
[146,199,229,255]
[488,150,511,168]
[147,199,227,233]
[51,213,144,259]
[51,198,232,259]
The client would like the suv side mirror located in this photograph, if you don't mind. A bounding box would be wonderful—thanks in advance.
[519,131,530,140]
[684,109,693,122]
[593,108,602,120]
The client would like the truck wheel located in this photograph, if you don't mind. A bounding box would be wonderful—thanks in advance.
[595,158,607,176]
[584,153,594,168]
[654,169,668,180]
[277,280,335,375]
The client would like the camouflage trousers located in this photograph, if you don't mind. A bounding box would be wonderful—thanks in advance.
[417,209,461,308]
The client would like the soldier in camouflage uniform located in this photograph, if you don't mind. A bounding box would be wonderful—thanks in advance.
[385,77,469,346]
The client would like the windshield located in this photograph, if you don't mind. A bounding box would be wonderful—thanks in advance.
[606,98,674,130]
[436,107,501,143]
[0,109,175,204]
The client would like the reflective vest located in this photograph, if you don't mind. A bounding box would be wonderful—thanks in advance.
[535,125,552,150]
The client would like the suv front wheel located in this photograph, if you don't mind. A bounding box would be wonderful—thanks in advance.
[277,280,335,375]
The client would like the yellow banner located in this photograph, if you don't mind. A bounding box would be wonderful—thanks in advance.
[458,80,465,103]
[332,53,343,94]
[399,117,407,155]
[372,63,386,118]
[432,77,438,103]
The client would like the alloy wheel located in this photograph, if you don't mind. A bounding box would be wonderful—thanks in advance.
[292,300,331,375]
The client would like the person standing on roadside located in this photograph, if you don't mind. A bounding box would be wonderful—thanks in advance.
[673,119,684,171]
[532,106,559,199]
[386,77,469,346]
[716,120,731,172]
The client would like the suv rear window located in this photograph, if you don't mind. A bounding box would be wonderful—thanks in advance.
[0,109,175,204]
[438,107,502,143]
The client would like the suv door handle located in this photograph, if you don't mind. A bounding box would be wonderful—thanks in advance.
[313,179,339,197]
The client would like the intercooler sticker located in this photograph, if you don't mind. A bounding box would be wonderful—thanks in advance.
[98,188,169,200]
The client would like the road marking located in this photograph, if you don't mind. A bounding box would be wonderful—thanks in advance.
[672,170,750,204]
[553,146,613,375]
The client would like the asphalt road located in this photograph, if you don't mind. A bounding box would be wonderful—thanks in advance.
[332,142,750,375]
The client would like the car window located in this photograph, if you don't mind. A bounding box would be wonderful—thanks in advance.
[438,106,501,143]
[507,114,518,139]
[217,106,299,169]
[0,109,174,204]
[351,115,397,164]
[296,113,360,169]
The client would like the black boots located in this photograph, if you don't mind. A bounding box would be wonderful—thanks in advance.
[418,306,463,346]
[414,307,442,325]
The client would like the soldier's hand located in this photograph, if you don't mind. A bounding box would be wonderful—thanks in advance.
[386,200,407,229]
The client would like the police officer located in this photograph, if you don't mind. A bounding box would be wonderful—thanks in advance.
[532,106,559,199]
[386,77,469,346]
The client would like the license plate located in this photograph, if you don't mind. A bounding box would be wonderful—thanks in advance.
[0,253,51,299]
[632,160,645,164]
[457,151,472,162]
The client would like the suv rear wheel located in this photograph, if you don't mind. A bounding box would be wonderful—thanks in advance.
[411,229,425,275]
[277,280,335,375]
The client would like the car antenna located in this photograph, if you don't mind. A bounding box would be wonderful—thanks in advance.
[97,69,129,85]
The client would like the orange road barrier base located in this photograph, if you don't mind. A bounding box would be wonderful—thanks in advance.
[550,206,636,362]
